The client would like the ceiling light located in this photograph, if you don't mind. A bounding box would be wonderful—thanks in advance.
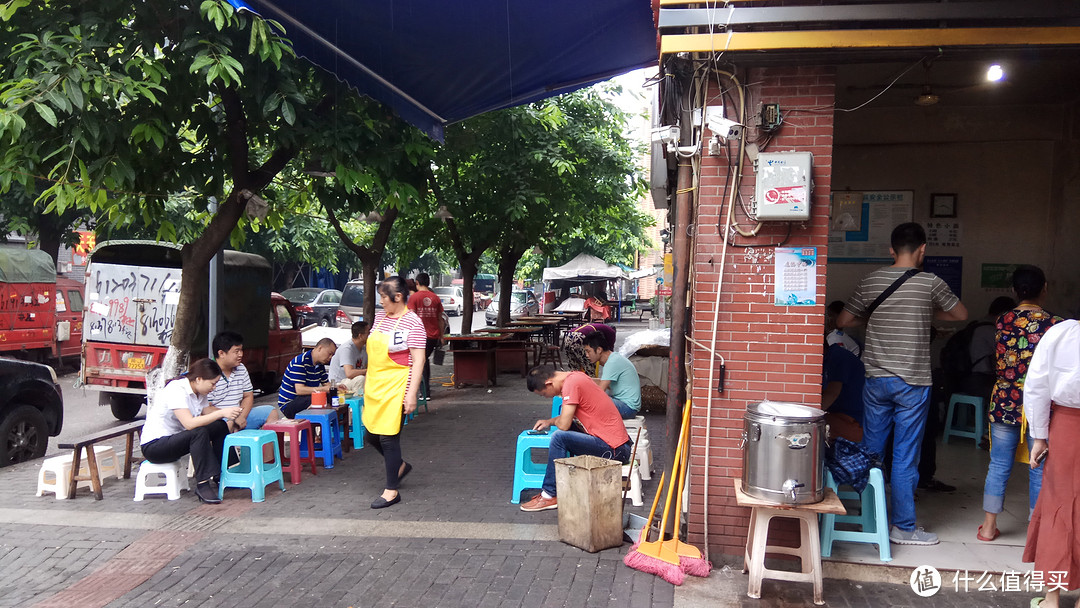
[986,64,1005,82]
[914,86,939,106]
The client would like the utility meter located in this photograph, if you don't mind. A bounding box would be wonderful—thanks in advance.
[752,152,813,221]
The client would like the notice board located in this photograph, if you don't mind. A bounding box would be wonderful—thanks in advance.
[828,191,914,263]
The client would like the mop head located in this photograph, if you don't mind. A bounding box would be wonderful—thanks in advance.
[679,554,713,578]
[623,543,686,585]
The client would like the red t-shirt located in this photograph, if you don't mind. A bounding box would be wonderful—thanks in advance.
[561,371,630,449]
[406,289,444,339]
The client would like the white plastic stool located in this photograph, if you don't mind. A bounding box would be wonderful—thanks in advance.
[37,446,121,499]
[634,437,653,480]
[621,462,643,507]
[134,460,189,501]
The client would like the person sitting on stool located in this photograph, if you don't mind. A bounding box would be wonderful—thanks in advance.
[581,332,642,420]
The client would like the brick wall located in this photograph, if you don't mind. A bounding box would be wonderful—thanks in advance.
[685,65,836,556]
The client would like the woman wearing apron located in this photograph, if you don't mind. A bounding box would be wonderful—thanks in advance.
[363,276,427,509]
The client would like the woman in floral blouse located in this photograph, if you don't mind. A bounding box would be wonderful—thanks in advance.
[979,265,1062,542]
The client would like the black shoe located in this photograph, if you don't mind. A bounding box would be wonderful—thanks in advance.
[398,462,412,483]
[917,479,956,493]
[195,482,222,504]
[371,494,401,509]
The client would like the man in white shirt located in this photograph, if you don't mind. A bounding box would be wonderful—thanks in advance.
[207,331,255,429]
[329,321,369,395]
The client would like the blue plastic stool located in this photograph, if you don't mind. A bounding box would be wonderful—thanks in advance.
[510,397,563,504]
[418,377,430,414]
[346,397,364,450]
[820,467,891,562]
[943,393,986,445]
[296,409,343,469]
[218,430,285,502]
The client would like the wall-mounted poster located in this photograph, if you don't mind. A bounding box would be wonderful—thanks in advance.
[926,220,961,248]
[774,247,817,306]
[924,256,963,300]
[828,190,914,263]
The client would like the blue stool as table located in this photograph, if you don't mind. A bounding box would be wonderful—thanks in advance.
[510,397,563,504]
[218,430,285,502]
[943,393,986,445]
[820,467,891,562]
[345,397,365,450]
[296,408,343,469]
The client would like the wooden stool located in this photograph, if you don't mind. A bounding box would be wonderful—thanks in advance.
[733,480,845,606]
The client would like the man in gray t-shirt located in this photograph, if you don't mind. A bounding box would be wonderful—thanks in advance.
[837,222,967,546]
[329,321,369,395]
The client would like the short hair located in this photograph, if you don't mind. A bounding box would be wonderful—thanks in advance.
[826,300,845,316]
[416,272,430,287]
[378,276,410,304]
[989,296,1017,317]
[1013,265,1046,301]
[315,337,337,351]
[212,331,244,357]
[351,321,369,339]
[188,358,222,381]
[582,332,609,352]
[526,365,557,392]
[890,222,926,254]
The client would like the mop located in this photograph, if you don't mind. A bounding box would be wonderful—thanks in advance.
[623,405,691,584]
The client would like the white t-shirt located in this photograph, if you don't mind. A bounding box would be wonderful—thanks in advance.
[141,378,208,445]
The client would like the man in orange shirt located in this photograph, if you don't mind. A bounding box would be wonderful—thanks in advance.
[406,272,446,392]
[520,365,633,512]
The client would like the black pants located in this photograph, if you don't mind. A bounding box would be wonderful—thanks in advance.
[141,419,230,483]
[423,337,439,390]
[365,430,403,490]
[282,395,312,419]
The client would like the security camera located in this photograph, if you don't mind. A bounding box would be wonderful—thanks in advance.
[708,116,743,141]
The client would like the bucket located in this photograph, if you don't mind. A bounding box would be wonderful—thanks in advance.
[741,401,825,504]
[554,455,623,552]
[311,391,327,407]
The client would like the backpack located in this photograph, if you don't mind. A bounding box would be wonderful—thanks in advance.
[940,320,993,390]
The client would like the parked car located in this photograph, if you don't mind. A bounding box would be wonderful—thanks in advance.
[434,286,465,316]
[337,279,383,326]
[281,288,342,327]
[485,289,540,324]
[0,358,63,466]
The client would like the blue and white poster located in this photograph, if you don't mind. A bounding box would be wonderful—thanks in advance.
[774,247,817,306]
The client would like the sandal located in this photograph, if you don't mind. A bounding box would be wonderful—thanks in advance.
[1030,598,1044,608]
[977,525,1000,542]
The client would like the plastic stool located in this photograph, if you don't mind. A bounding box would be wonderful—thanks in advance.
[37,446,120,499]
[134,459,189,501]
[820,467,891,562]
[346,397,365,450]
[218,430,285,502]
[943,393,986,445]
[621,462,643,506]
[510,397,563,503]
[417,377,430,414]
[633,437,652,481]
[296,409,343,469]
[262,419,318,485]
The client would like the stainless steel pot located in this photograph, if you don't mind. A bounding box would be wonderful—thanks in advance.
[741,401,825,505]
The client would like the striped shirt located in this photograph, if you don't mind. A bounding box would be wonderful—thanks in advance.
[277,350,328,408]
[845,267,959,386]
[206,363,252,409]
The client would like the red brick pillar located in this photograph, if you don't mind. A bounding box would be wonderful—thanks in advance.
[685,65,836,557]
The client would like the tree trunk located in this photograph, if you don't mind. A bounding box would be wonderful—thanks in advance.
[460,262,477,333]
[496,250,523,327]
[360,256,379,325]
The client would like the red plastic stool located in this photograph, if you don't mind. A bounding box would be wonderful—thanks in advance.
[262,418,319,484]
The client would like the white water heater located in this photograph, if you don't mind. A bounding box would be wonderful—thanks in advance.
[752,151,813,221]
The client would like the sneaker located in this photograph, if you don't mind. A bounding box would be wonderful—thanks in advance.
[917,478,956,492]
[520,494,558,512]
[890,526,939,545]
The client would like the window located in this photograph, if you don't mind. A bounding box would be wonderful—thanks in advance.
[340,284,364,307]
[67,289,84,313]
[275,304,294,330]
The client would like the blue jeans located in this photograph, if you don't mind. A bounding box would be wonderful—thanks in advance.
[542,430,633,496]
[983,422,1043,518]
[860,376,931,531]
[245,405,277,430]
[611,397,639,420]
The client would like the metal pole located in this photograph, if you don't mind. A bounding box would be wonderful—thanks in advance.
[208,196,224,356]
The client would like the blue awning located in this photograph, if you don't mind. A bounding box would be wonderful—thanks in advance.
[227,0,657,141]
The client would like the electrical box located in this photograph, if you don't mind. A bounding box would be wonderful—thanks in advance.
[753,151,813,221]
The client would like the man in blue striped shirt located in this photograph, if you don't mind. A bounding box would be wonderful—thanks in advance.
[276,338,340,419]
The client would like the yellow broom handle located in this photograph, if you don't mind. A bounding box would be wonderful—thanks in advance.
[671,403,691,539]
[656,405,690,541]
[641,472,665,543]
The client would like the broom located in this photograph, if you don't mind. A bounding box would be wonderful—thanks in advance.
[662,409,712,578]
[623,405,691,584]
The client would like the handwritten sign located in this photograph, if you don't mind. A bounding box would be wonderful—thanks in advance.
[85,263,181,347]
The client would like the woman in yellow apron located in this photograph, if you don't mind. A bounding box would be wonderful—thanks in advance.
[363,277,427,509]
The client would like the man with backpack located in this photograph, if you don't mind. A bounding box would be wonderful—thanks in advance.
[942,296,1017,399]
[837,222,968,546]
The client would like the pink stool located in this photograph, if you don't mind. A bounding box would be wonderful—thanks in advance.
[262,419,318,484]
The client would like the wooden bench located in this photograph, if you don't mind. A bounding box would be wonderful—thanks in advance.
[57,421,144,500]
